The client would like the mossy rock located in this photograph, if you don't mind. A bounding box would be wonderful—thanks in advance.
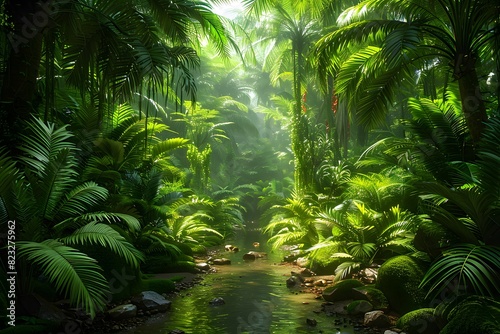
[137,278,175,294]
[376,255,426,314]
[142,254,196,274]
[352,286,389,310]
[347,300,374,315]
[396,308,439,334]
[439,295,500,334]
[322,279,364,302]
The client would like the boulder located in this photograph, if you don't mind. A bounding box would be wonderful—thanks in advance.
[108,304,137,320]
[351,286,389,310]
[364,310,391,328]
[396,308,439,334]
[438,296,500,334]
[376,255,426,314]
[212,258,231,265]
[131,291,172,312]
[322,279,364,302]
[347,300,374,315]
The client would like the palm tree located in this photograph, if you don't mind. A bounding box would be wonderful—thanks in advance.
[314,0,500,145]
[0,118,143,317]
[0,0,234,150]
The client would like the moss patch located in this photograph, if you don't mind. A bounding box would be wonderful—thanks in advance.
[376,255,426,314]
[396,308,439,334]
[136,278,175,295]
[352,286,389,310]
[347,300,373,315]
[142,255,196,274]
[322,279,364,302]
[440,296,500,334]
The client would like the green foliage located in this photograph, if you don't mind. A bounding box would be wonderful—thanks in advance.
[310,201,420,280]
[376,255,427,315]
[396,308,439,334]
[314,0,498,142]
[420,244,500,299]
[0,118,143,317]
[439,296,500,334]
[265,192,321,250]
[16,240,109,318]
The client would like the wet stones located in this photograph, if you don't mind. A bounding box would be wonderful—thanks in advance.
[224,245,239,252]
[242,251,267,261]
[195,262,211,272]
[131,291,172,313]
[108,304,137,320]
[364,310,391,328]
[286,276,301,287]
[212,258,231,265]
[209,297,225,306]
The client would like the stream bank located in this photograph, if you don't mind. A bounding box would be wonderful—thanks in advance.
[115,228,388,334]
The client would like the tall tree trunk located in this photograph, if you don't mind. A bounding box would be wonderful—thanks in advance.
[0,0,44,151]
[454,53,488,145]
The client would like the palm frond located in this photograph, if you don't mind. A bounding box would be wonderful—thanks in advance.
[60,222,144,268]
[55,182,109,220]
[17,240,109,318]
[420,244,500,298]
[151,138,190,160]
[0,148,19,195]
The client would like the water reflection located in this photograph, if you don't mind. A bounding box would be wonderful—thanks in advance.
[120,229,357,334]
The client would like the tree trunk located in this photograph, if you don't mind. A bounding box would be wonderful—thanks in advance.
[454,53,488,145]
[0,0,44,151]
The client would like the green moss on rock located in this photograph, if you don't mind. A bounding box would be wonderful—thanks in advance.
[352,286,389,310]
[376,255,426,314]
[347,300,374,315]
[138,278,175,294]
[396,308,439,334]
[440,296,500,334]
[142,255,196,274]
[322,279,364,302]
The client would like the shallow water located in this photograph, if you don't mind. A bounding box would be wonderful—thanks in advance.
[121,228,361,334]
